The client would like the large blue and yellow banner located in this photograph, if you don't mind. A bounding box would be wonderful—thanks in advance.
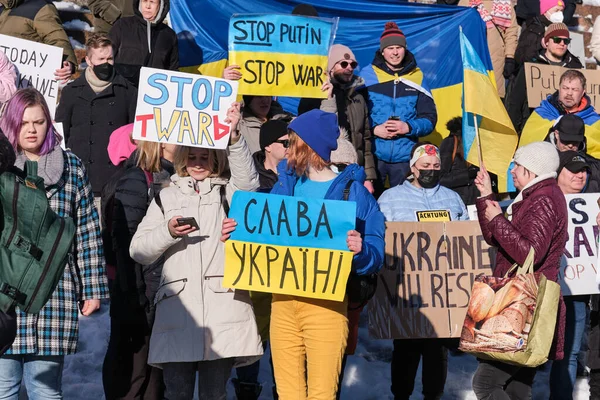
[170,0,492,139]
[229,14,337,98]
[223,191,356,301]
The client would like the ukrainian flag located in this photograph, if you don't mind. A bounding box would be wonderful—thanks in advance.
[460,29,518,192]
[169,0,493,139]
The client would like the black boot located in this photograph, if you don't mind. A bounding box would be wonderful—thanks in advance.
[232,378,262,400]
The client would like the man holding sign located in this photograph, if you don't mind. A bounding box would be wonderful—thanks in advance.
[222,109,384,399]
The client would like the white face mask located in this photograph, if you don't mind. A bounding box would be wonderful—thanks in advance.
[549,11,564,23]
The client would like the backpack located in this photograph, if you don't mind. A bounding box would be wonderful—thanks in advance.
[341,180,378,310]
[0,161,76,314]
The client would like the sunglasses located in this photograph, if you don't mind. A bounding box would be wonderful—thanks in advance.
[551,37,571,45]
[274,139,290,148]
[338,61,358,69]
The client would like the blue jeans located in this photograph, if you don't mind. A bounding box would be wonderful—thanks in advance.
[550,297,588,400]
[376,160,410,190]
[0,355,64,400]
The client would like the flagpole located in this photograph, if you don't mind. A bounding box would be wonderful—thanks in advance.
[473,114,483,167]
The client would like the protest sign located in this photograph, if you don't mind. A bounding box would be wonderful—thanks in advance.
[368,221,495,339]
[561,193,600,295]
[524,63,600,109]
[228,14,337,98]
[132,67,239,149]
[415,210,451,222]
[223,191,355,301]
[0,35,63,117]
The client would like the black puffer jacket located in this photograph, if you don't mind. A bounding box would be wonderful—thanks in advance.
[252,150,278,191]
[0,132,15,174]
[109,0,178,85]
[514,15,551,66]
[55,72,138,194]
[110,155,174,323]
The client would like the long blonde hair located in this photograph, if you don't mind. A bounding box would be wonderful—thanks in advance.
[174,146,230,179]
[136,141,162,172]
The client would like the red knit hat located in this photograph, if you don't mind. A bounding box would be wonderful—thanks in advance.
[380,22,406,51]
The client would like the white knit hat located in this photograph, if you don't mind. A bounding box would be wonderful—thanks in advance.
[513,141,560,177]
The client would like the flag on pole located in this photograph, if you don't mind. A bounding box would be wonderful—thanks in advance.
[460,29,518,192]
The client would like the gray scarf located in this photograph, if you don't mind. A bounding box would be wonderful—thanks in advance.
[15,146,64,187]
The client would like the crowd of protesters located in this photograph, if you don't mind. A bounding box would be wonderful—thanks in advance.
[1,0,600,399]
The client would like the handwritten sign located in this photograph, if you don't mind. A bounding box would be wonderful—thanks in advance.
[416,210,451,222]
[560,193,600,295]
[524,63,600,109]
[132,67,238,149]
[368,221,495,339]
[228,14,337,98]
[223,191,356,301]
[0,35,63,118]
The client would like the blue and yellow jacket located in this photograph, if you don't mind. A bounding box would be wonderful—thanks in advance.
[271,161,385,276]
[520,92,600,158]
[360,50,437,163]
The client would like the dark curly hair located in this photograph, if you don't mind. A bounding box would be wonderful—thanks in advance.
[446,116,462,137]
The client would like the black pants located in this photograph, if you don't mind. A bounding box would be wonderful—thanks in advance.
[102,312,164,400]
[391,339,448,400]
[590,369,600,399]
[472,359,536,400]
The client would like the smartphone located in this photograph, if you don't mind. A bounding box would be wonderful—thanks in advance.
[388,116,400,121]
[176,217,199,230]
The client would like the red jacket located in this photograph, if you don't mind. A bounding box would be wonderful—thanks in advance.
[476,178,568,360]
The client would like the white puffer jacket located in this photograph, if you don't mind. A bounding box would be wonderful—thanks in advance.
[130,136,263,366]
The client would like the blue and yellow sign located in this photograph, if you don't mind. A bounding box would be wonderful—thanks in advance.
[228,14,337,98]
[223,191,356,301]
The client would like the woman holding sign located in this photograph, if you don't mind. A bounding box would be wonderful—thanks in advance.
[377,142,468,400]
[129,102,263,400]
[222,109,385,399]
[472,141,567,400]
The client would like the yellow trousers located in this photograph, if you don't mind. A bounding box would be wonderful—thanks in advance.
[270,294,348,400]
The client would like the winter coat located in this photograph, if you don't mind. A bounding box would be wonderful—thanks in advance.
[0,132,14,173]
[591,16,600,64]
[514,15,551,66]
[252,150,278,191]
[519,92,600,159]
[360,50,437,164]
[378,179,469,222]
[56,72,138,194]
[476,177,567,360]
[87,0,135,32]
[271,162,385,276]
[129,136,263,366]
[109,0,178,85]
[515,0,540,22]
[0,0,77,68]
[7,149,109,355]
[319,76,377,181]
[238,101,293,155]
[0,50,16,104]
[459,0,518,98]
[439,134,480,206]
[110,155,174,324]
[507,49,583,133]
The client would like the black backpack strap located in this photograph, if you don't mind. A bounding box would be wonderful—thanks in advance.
[154,191,164,215]
[342,180,353,201]
[220,185,230,216]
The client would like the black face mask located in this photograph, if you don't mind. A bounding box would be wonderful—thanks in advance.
[92,62,114,81]
[417,169,441,189]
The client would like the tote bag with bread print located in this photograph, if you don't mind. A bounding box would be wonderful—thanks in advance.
[458,249,560,367]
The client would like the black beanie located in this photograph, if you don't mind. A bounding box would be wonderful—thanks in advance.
[292,4,319,16]
[260,120,289,150]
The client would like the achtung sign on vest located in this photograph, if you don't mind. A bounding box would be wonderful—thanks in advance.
[369,221,495,339]
[223,191,356,301]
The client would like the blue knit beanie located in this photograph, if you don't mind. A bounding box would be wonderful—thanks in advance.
[289,110,339,162]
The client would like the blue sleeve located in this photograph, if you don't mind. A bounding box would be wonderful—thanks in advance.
[351,184,385,275]
[406,90,437,138]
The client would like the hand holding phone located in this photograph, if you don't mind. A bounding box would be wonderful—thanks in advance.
[168,216,198,238]
[177,217,200,230]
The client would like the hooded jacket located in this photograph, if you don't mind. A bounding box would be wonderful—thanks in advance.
[129,136,263,366]
[507,49,583,132]
[270,161,385,276]
[519,92,600,159]
[0,0,77,68]
[360,50,437,164]
[109,0,178,84]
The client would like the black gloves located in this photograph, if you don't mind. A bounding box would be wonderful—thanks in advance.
[503,58,517,79]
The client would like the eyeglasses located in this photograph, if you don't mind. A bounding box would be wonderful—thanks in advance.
[339,61,358,69]
[274,139,290,148]
[551,37,571,45]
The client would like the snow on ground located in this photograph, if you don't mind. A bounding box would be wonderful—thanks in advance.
[63,20,94,32]
[68,37,85,50]
[57,304,591,400]
[53,1,89,12]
